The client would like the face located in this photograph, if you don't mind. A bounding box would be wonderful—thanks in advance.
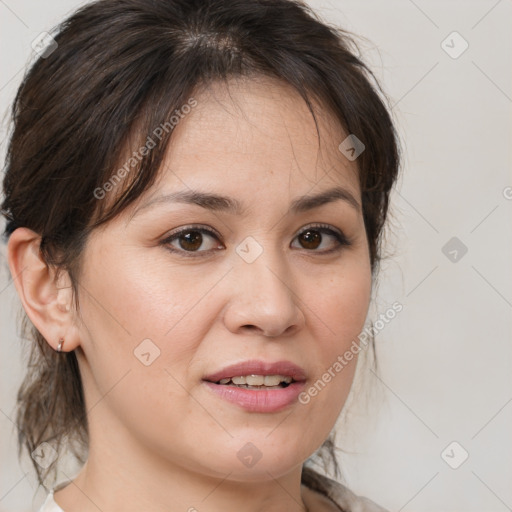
[72,76,372,481]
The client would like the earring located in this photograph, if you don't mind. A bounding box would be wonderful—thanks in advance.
[57,338,64,352]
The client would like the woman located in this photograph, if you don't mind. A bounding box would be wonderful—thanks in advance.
[2,0,400,510]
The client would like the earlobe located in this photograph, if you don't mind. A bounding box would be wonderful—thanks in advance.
[6,227,81,352]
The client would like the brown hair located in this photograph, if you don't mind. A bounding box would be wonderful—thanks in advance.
[1,0,400,491]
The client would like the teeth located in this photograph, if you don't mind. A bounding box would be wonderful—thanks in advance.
[263,375,282,386]
[246,375,265,386]
[219,375,293,386]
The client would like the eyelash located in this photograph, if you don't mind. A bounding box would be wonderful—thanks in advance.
[160,223,352,258]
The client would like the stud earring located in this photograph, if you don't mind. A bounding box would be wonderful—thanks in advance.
[57,338,64,352]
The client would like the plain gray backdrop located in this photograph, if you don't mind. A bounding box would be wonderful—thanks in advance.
[1,1,511,511]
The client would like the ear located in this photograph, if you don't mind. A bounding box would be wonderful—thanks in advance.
[7,227,81,352]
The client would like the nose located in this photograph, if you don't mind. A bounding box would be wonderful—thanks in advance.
[222,244,306,338]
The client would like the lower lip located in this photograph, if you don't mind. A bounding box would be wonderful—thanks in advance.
[203,381,306,413]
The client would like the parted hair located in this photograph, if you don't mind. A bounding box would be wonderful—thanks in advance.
[1,0,400,490]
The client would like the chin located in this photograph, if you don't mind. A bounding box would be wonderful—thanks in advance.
[198,436,311,482]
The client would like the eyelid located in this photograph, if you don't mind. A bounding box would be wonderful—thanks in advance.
[160,222,351,257]
[163,223,221,240]
[160,224,223,258]
[292,223,352,253]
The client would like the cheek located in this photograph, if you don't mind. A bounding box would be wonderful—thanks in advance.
[79,245,218,352]
[300,262,371,426]
[75,247,214,445]
[313,260,372,351]
[75,243,230,420]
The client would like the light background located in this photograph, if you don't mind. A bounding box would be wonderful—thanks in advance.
[1,1,511,511]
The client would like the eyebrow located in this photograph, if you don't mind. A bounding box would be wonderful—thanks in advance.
[132,185,361,218]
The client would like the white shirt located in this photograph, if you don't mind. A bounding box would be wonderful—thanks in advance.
[38,490,64,512]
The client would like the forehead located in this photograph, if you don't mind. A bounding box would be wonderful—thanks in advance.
[104,76,363,230]
[160,76,360,191]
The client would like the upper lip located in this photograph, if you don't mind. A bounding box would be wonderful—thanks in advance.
[203,360,307,383]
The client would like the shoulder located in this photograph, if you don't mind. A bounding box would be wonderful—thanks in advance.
[301,467,389,512]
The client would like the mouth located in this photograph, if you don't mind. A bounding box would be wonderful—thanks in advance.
[211,374,296,390]
[202,360,307,413]
[203,359,307,386]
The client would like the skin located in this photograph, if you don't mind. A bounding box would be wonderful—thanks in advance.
[8,76,372,512]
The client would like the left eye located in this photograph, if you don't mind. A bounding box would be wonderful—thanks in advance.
[291,225,350,253]
[161,224,350,257]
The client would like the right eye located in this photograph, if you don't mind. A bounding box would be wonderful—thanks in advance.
[160,225,224,257]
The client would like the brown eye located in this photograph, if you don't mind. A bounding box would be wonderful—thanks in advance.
[292,224,351,254]
[162,226,223,256]
[177,230,203,251]
[298,229,322,250]
[162,223,350,258]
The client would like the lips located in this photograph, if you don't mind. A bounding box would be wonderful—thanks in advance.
[203,359,307,384]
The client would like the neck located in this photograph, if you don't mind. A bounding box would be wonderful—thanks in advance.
[53,417,310,512]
